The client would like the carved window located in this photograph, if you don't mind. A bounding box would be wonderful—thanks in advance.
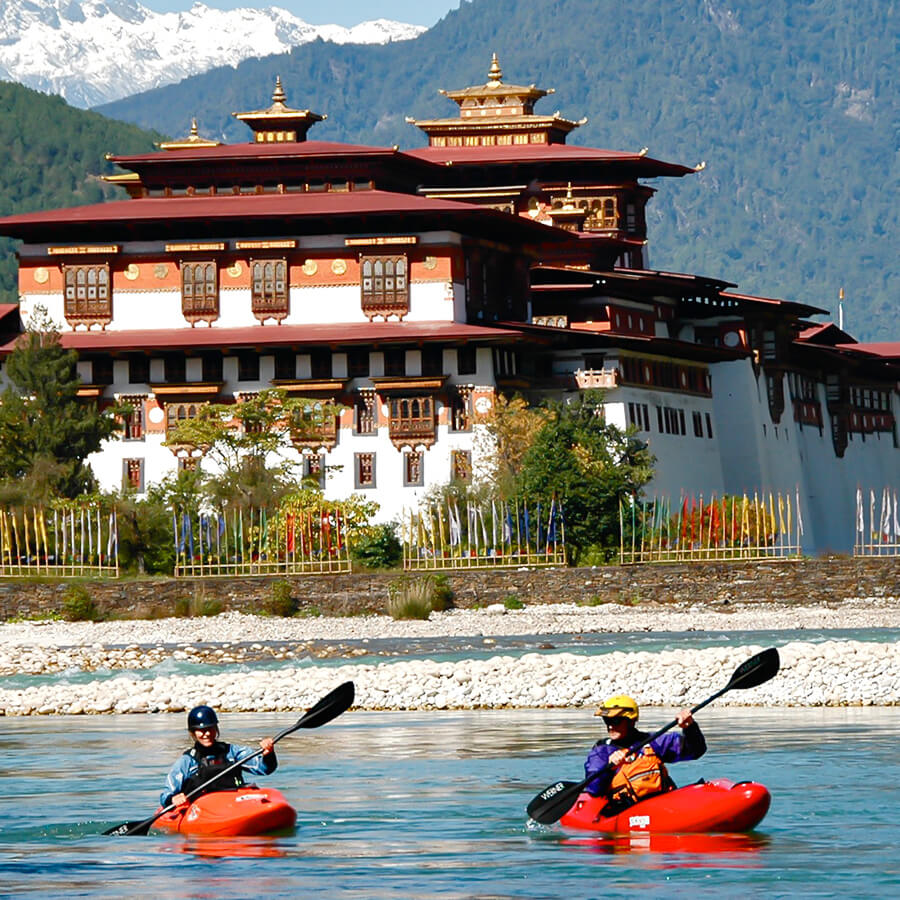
[451,449,472,483]
[403,451,424,486]
[360,255,409,319]
[388,395,435,448]
[121,399,145,441]
[122,458,144,492]
[290,400,338,451]
[165,402,203,436]
[64,264,111,327]
[302,453,326,489]
[181,261,219,323]
[354,389,376,435]
[355,452,376,488]
[449,386,472,432]
[251,259,289,321]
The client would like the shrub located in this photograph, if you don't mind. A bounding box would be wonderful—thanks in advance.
[351,523,402,569]
[503,594,525,610]
[430,573,454,611]
[578,594,610,607]
[387,575,435,620]
[296,604,322,618]
[265,579,298,617]
[61,584,100,621]
[174,589,223,617]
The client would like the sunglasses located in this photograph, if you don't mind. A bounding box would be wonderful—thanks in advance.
[602,716,628,727]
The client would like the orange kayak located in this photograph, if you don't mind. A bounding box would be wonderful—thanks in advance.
[151,788,297,836]
[560,778,771,834]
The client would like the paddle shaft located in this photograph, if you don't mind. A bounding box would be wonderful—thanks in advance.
[106,680,355,836]
[526,647,780,824]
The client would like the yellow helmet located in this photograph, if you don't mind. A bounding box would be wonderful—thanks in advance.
[594,694,639,721]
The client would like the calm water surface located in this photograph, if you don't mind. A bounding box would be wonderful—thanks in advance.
[1,707,899,898]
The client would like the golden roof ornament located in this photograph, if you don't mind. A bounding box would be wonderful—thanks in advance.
[487,53,503,86]
[157,117,222,151]
[233,77,326,142]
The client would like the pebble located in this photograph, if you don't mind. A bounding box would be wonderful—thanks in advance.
[0,600,897,715]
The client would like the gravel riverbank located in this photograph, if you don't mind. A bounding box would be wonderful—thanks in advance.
[1,598,897,714]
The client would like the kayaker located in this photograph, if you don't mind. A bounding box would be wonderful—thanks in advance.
[584,694,706,814]
[161,705,278,807]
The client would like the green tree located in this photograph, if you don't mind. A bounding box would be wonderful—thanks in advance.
[518,392,655,562]
[0,308,121,498]
[163,389,344,508]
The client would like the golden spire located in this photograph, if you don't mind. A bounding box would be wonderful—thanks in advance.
[272,76,287,108]
[157,117,221,150]
[488,53,503,85]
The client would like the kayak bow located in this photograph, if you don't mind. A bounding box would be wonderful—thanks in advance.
[150,787,297,837]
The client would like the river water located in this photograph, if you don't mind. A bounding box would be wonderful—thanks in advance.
[1,706,898,898]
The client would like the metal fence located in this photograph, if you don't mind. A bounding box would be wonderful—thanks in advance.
[172,506,351,577]
[0,507,119,578]
[854,488,900,557]
[402,498,566,571]
[619,491,804,564]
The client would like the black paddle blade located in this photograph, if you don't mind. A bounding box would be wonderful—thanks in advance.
[725,647,780,691]
[103,820,151,836]
[298,680,355,730]
[526,780,583,825]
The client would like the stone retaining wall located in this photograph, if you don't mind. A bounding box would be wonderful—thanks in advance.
[1,557,897,621]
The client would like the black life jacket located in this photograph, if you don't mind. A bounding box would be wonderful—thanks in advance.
[181,741,245,796]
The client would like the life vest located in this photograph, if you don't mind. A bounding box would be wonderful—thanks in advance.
[181,742,245,796]
[608,744,671,805]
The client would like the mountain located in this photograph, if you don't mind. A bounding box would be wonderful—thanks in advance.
[3,0,898,341]
[0,0,426,109]
[0,81,165,301]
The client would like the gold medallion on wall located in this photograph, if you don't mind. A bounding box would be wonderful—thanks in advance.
[154,264,169,279]
[227,262,242,278]
[124,263,140,280]
[302,259,318,276]
[423,256,438,270]
[331,259,347,276]
[33,267,49,284]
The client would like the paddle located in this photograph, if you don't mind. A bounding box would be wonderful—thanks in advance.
[104,680,355,836]
[526,647,780,825]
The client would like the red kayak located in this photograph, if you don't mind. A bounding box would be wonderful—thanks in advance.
[560,778,770,834]
[151,788,297,836]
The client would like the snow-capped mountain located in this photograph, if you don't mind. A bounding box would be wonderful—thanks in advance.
[0,0,427,108]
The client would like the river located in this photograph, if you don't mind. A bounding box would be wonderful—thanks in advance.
[1,706,898,897]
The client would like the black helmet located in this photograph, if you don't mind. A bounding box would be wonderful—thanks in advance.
[187,705,219,731]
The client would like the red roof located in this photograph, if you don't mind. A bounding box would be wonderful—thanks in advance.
[112,140,414,166]
[0,321,524,355]
[834,342,900,360]
[0,189,569,244]
[405,144,695,177]
[720,291,827,317]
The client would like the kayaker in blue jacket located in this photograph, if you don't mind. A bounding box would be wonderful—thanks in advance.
[584,694,706,814]
[161,705,278,807]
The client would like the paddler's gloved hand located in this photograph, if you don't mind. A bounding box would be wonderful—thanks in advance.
[609,748,629,768]
[172,793,188,806]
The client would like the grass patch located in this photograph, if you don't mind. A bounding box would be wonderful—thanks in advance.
[61,584,100,621]
[503,595,525,610]
[263,579,298,617]
[387,574,451,620]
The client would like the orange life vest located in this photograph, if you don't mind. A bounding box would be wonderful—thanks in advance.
[609,745,671,804]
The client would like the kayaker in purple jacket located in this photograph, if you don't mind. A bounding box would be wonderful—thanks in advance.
[584,694,706,813]
[161,705,277,807]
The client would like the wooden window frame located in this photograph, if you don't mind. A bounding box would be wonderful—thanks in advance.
[63,263,112,327]
[403,450,424,487]
[388,395,436,448]
[355,452,376,489]
[181,260,219,324]
[122,458,145,492]
[360,254,409,320]
[354,389,377,435]
[250,258,289,321]
[451,449,472,483]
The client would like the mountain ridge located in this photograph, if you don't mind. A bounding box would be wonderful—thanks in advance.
[0,0,425,108]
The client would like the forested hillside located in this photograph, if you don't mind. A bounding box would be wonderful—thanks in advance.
[0,82,164,302]
[95,0,898,340]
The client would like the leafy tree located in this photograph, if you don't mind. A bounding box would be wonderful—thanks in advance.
[0,308,121,498]
[517,392,655,563]
[163,389,344,508]
[474,393,550,496]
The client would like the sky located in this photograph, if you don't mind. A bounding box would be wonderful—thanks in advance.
[139,0,461,27]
